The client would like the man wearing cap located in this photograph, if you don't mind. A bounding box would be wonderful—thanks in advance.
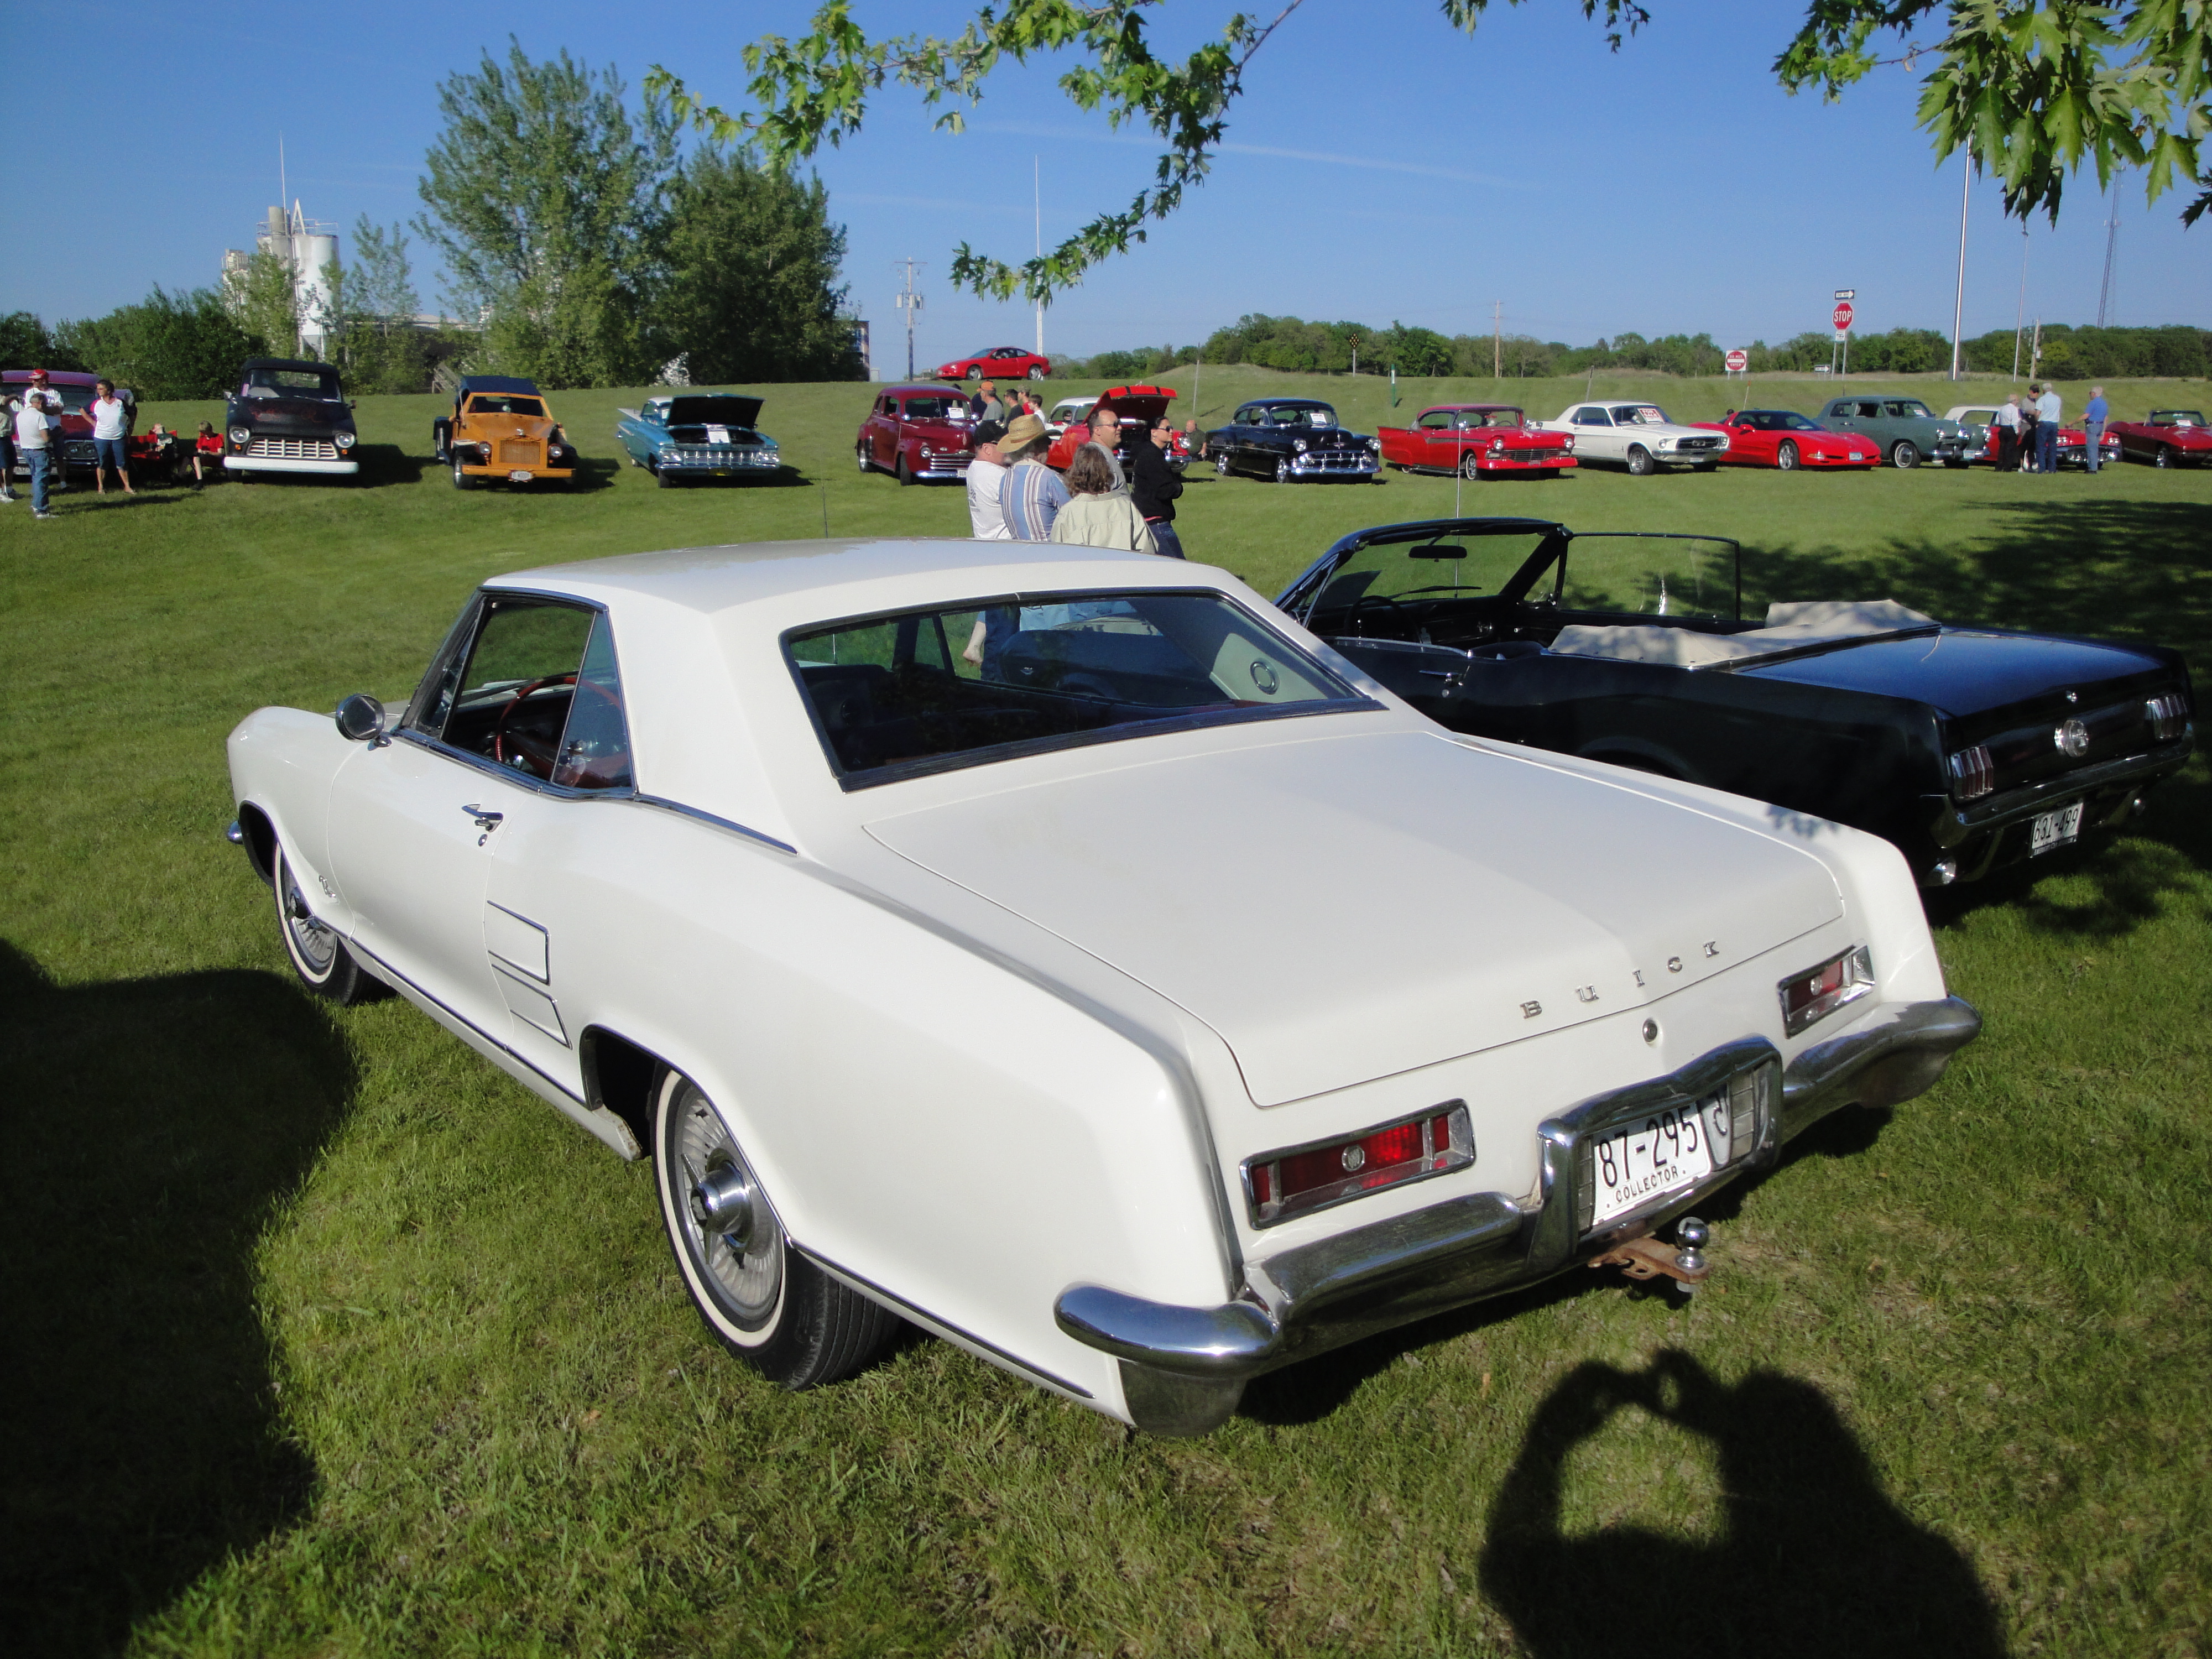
[23,369,66,493]
[966,419,1012,540]
[968,377,1006,425]
[14,389,58,517]
[995,411,1069,541]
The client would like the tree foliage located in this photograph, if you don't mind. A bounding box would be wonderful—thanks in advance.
[0,311,87,373]
[222,248,303,360]
[56,289,267,400]
[651,1,2207,309]
[661,148,864,384]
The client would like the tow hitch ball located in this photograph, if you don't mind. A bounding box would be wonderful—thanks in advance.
[1594,1216,1712,1293]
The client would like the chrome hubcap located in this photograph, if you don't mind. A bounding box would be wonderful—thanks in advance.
[675,1092,781,1324]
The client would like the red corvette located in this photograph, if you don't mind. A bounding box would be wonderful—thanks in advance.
[2108,409,2212,468]
[1045,385,1181,471]
[1375,405,1575,477]
[935,345,1050,382]
[1694,409,1880,470]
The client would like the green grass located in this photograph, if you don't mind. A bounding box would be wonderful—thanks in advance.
[2,368,2208,1657]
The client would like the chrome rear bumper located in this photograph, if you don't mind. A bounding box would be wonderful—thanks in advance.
[1055,996,1979,1434]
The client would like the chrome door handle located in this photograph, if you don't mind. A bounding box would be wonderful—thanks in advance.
[462,804,503,831]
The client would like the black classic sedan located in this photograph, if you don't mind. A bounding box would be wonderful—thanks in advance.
[1207,398,1381,482]
[1279,517,2195,888]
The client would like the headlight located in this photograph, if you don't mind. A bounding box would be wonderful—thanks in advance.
[1294,439,1308,452]
[1490,437,1505,454]
[334,431,356,449]
[228,426,250,444]
[1367,437,1381,452]
[1562,435,1575,452]
[920,443,933,457]
[1778,945,1874,1036]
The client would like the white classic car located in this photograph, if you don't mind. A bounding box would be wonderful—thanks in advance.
[1538,402,1729,474]
[226,538,1977,1435]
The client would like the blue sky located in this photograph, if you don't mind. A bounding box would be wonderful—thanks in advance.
[6,0,2205,367]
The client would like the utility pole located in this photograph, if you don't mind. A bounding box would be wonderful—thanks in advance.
[894,257,925,380]
[2012,222,2030,379]
[1034,158,1045,357]
[2097,178,2122,327]
[1493,301,1502,379]
[2031,317,2043,380]
[1949,150,1971,380]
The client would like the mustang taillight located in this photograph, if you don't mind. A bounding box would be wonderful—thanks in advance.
[2147,691,2192,742]
[1244,1103,1473,1226]
[1778,945,1874,1037]
[1947,743,1995,801]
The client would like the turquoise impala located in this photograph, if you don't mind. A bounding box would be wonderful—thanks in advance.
[615,394,787,488]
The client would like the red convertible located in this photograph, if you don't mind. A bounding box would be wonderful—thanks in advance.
[1045,384,1184,471]
[1694,409,1880,471]
[2108,409,2212,468]
[1375,405,1575,478]
[935,345,1051,382]
[855,385,975,485]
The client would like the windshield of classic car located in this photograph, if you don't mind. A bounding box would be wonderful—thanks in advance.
[1610,405,1671,426]
[467,395,546,417]
[2153,411,2205,425]
[1308,534,1554,620]
[1741,411,1822,432]
[902,397,967,421]
[786,592,1364,785]
[1561,536,1734,620]
[1267,405,1337,427]
[244,367,341,399]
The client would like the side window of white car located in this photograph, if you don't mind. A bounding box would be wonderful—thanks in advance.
[1574,408,1612,427]
[412,595,635,792]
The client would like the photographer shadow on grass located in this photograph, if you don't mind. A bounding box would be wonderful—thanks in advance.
[1478,1348,2007,1659]
[0,940,357,1657]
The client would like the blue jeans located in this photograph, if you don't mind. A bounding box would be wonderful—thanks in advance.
[2083,420,2105,472]
[93,436,129,483]
[26,448,51,512]
[2036,424,2058,473]
[1146,520,1186,559]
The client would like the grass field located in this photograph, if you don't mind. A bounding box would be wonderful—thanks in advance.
[3,366,2209,1657]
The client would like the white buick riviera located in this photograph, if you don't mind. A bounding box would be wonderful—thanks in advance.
[226,539,1978,1435]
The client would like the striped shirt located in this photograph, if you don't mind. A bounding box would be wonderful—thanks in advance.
[999,460,1070,541]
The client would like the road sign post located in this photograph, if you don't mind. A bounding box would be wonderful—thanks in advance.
[1725,348,1749,378]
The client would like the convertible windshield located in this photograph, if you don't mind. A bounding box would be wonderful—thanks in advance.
[1561,535,1736,619]
[1305,533,1557,625]
[1610,405,1671,426]
[467,395,546,417]
[1268,405,1337,427]
[787,591,1366,786]
[2153,411,2205,426]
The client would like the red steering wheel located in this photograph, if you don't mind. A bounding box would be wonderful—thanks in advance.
[492,674,625,781]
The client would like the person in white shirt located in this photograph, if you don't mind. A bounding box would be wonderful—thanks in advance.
[15,392,58,517]
[88,378,136,497]
[964,419,1011,539]
[0,389,17,503]
[1990,396,2021,472]
[2035,385,2062,473]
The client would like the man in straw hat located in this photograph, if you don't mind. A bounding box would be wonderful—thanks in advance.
[995,410,1068,542]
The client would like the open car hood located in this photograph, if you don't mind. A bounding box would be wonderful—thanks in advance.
[866,729,1841,1107]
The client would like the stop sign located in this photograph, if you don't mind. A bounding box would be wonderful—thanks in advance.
[1832,300,1855,332]
[1725,348,1749,373]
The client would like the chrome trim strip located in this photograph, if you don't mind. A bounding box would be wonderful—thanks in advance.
[1946,741,2192,834]
[797,1245,1094,1399]
[347,938,588,1107]
[631,794,798,855]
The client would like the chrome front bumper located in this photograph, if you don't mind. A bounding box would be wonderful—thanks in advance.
[1056,997,1980,1434]
[225,455,358,474]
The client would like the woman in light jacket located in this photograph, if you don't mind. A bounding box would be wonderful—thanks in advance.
[1048,444,1156,554]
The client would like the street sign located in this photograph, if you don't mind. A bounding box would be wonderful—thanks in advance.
[1725,348,1749,373]
[1832,300,1855,331]
[1834,289,1855,300]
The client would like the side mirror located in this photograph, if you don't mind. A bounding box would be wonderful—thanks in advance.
[335,693,388,745]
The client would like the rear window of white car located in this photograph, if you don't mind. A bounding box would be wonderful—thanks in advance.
[785,591,1374,787]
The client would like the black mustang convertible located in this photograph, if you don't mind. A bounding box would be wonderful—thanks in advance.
[1278,518,2194,888]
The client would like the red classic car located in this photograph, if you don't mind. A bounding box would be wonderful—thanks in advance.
[1375,405,1575,478]
[1045,385,1183,471]
[2108,409,2212,468]
[1693,409,1880,471]
[935,345,1051,382]
[855,385,976,485]
[3,368,175,483]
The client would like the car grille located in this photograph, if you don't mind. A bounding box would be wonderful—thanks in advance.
[498,440,541,466]
[1499,447,1563,462]
[246,437,339,461]
[921,452,974,473]
[1676,436,1721,452]
[1294,450,1376,473]
[668,445,778,466]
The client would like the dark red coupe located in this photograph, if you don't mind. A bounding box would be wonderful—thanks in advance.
[2108,409,2212,468]
[855,385,975,485]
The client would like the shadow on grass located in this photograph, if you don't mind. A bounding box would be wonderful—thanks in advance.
[0,941,357,1658]
[1477,1349,2007,1658]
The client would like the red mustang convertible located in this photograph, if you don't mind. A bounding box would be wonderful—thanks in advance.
[1375,405,1575,478]
[2108,409,2212,468]
[1694,409,1880,471]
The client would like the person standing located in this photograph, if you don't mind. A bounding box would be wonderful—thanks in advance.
[1050,445,1156,553]
[1991,396,2020,472]
[22,369,66,492]
[15,391,57,518]
[968,378,1005,424]
[1081,405,1126,490]
[2017,385,2041,472]
[0,385,18,503]
[1130,415,1185,558]
[2035,382,2062,474]
[88,379,135,498]
[2082,384,2110,474]
[995,412,1069,541]
[964,419,1011,539]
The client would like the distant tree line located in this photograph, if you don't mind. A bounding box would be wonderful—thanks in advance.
[1063,313,2212,382]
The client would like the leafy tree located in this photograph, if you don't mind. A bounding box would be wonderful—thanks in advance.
[223,247,303,359]
[415,40,677,387]
[650,1,2206,309]
[0,312,86,372]
[660,147,865,383]
[1381,321,1455,377]
[347,218,421,332]
[56,289,265,399]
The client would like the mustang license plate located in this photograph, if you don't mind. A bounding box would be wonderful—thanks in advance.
[2030,800,2085,855]
[1590,1094,1731,1226]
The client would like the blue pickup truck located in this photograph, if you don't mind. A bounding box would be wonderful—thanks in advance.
[614,393,787,487]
